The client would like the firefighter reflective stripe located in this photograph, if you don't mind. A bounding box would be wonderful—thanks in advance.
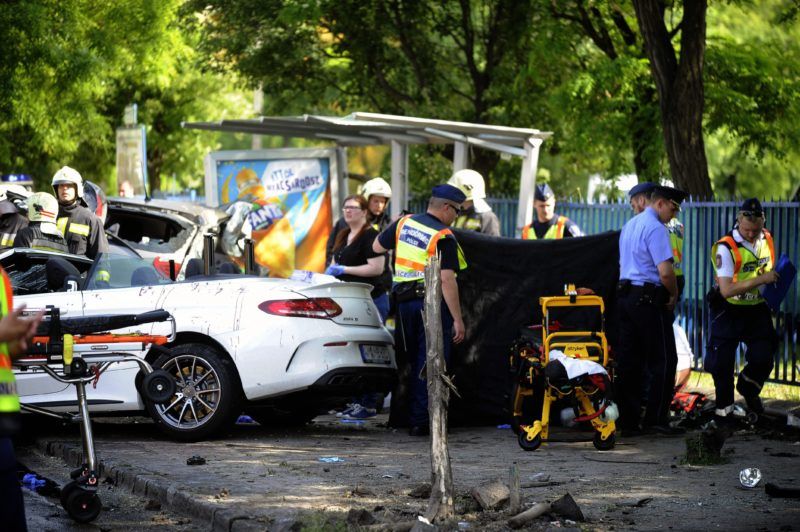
[56,217,68,235]
[521,216,567,240]
[0,268,20,414]
[0,232,15,247]
[57,217,90,237]
[67,222,90,236]
[393,216,466,283]
[454,213,481,231]
[711,230,775,305]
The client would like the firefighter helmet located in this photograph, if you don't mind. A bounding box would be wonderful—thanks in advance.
[359,177,392,199]
[448,169,486,201]
[52,166,84,198]
[27,192,59,223]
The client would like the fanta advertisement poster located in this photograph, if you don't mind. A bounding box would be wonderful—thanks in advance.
[216,157,332,277]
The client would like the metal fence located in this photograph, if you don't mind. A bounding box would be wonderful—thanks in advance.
[411,196,800,386]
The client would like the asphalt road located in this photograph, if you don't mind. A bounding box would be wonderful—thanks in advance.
[12,411,800,531]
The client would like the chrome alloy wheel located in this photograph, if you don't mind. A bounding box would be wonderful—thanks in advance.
[154,354,221,429]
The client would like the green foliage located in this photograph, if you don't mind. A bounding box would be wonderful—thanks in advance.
[0,0,249,193]
[2,0,798,200]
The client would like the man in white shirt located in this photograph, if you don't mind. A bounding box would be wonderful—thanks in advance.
[707,198,779,422]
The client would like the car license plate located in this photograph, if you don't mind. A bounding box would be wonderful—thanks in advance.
[360,344,391,365]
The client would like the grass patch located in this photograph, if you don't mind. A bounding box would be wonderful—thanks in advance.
[682,432,730,465]
[300,511,347,532]
[686,371,800,402]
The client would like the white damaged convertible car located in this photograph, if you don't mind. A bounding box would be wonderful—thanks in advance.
[6,249,396,440]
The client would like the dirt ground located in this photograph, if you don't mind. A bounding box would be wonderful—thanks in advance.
[16,410,800,531]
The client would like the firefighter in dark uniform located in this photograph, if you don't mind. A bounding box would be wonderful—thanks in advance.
[707,198,779,421]
[373,184,467,436]
[0,186,29,249]
[13,192,68,253]
[0,266,44,530]
[52,166,108,259]
[616,185,687,436]
[447,169,501,236]
[520,184,582,239]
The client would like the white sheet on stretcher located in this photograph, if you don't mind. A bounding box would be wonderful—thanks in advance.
[549,349,608,380]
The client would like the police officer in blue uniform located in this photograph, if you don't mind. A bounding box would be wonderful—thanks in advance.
[616,185,687,435]
[373,184,467,436]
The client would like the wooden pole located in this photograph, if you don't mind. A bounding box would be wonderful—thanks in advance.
[423,255,454,522]
[509,464,521,514]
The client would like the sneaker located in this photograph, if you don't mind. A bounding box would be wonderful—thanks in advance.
[343,405,377,420]
[335,403,358,418]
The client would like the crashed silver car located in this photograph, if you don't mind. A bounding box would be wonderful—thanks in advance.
[105,198,242,278]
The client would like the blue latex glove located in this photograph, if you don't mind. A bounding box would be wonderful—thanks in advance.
[325,264,345,276]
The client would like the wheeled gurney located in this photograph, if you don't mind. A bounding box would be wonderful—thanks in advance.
[14,306,177,523]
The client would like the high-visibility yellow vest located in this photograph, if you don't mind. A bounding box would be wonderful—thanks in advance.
[711,229,775,305]
[521,216,567,240]
[668,218,684,277]
[0,267,20,416]
[393,215,467,283]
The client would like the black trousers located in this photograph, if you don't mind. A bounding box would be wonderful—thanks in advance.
[706,302,777,409]
[615,291,677,429]
[0,437,26,532]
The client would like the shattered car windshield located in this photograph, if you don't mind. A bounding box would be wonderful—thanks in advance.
[86,253,174,290]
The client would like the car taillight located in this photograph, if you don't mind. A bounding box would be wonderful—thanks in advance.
[153,257,180,281]
[258,298,343,319]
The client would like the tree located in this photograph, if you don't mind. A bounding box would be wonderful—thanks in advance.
[186,0,547,190]
[0,0,249,193]
[631,0,712,198]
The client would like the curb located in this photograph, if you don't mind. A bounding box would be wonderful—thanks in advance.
[35,438,268,532]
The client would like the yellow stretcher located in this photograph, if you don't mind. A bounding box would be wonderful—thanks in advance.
[511,285,617,451]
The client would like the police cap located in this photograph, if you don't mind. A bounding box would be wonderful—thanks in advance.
[739,198,764,217]
[628,182,656,198]
[534,183,554,201]
[652,185,688,206]
[431,184,466,204]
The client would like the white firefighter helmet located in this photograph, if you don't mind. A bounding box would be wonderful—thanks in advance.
[448,169,491,213]
[27,192,59,223]
[52,166,84,198]
[359,177,392,199]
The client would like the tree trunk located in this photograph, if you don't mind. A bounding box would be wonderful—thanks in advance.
[423,255,455,522]
[632,0,713,199]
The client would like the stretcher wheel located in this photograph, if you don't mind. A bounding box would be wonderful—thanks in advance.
[62,484,101,523]
[141,369,176,403]
[593,431,616,451]
[518,431,542,451]
[60,480,78,507]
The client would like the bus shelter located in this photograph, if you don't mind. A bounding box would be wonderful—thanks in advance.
[183,113,552,233]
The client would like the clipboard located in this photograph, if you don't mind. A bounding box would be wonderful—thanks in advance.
[760,254,797,311]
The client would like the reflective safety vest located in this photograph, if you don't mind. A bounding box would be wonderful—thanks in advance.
[454,211,482,232]
[393,215,467,283]
[0,267,20,417]
[521,216,567,240]
[667,218,684,277]
[711,229,775,305]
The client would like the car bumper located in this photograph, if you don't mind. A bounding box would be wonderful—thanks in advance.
[239,328,396,401]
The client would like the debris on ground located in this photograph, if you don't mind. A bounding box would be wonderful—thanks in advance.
[186,455,206,466]
[470,479,509,510]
